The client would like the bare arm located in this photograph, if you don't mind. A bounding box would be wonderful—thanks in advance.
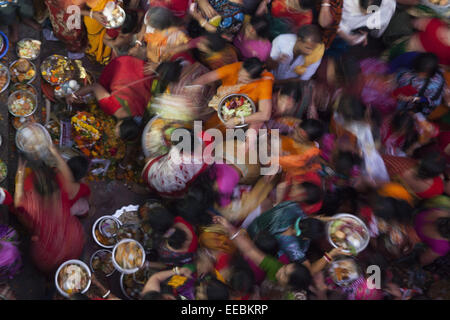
[256,0,270,15]
[318,1,334,28]
[192,70,221,86]
[141,267,192,295]
[244,99,272,123]
[213,216,266,266]
[14,159,27,207]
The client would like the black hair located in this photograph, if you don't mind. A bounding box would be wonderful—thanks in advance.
[300,182,323,205]
[119,118,140,141]
[297,24,322,43]
[298,218,325,240]
[334,151,361,176]
[243,57,264,79]
[337,95,367,122]
[300,119,325,142]
[249,15,270,39]
[229,256,255,296]
[155,60,183,93]
[278,81,302,103]
[373,196,412,224]
[300,0,317,9]
[417,152,446,179]
[205,278,230,300]
[141,291,165,300]
[121,10,138,34]
[288,262,312,291]
[167,227,187,250]
[205,32,227,52]
[359,0,382,10]
[253,230,279,256]
[146,206,175,234]
[146,6,174,30]
[413,53,439,78]
[67,156,89,182]
[27,160,58,197]
[436,217,450,239]
[69,293,90,300]
[391,111,418,151]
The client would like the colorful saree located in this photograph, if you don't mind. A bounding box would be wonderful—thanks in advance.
[84,0,112,65]
[45,0,87,52]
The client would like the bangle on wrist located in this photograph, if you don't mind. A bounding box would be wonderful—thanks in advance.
[200,19,208,27]
[323,252,332,263]
[90,9,93,18]
[230,229,242,240]
[102,290,111,299]
[240,115,245,124]
[173,267,180,275]
[135,40,143,47]
[321,3,331,6]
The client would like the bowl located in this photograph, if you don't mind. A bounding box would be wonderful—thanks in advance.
[11,82,37,96]
[92,215,122,249]
[0,31,8,60]
[89,249,116,277]
[16,38,41,60]
[0,63,10,94]
[55,259,91,298]
[120,273,141,300]
[327,213,370,254]
[217,94,256,128]
[8,90,37,118]
[40,54,76,85]
[9,59,37,84]
[328,256,361,287]
[112,239,145,274]
[103,4,126,29]
[15,123,52,160]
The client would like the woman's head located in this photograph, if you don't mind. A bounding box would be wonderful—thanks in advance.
[156,60,183,92]
[289,182,323,205]
[253,230,279,256]
[333,151,361,176]
[299,119,325,142]
[337,95,367,122]
[167,227,188,250]
[373,196,412,223]
[245,15,270,40]
[276,262,312,290]
[67,156,89,182]
[229,257,255,296]
[412,53,440,78]
[115,118,140,141]
[145,6,174,31]
[146,206,175,234]
[27,160,58,197]
[199,33,227,54]
[275,82,302,115]
[196,277,230,300]
[121,10,138,34]
[416,152,446,179]
[436,217,450,239]
[295,25,322,56]
[239,57,265,81]
[296,217,325,240]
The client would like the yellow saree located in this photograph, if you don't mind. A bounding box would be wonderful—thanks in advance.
[84,0,112,65]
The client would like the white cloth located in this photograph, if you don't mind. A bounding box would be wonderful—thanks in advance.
[146,147,205,194]
[0,188,5,205]
[270,34,322,81]
[334,113,390,184]
[339,0,396,38]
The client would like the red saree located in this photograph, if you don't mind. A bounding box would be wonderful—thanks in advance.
[98,56,153,117]
[14,173,85,275]
[45,0,87,52]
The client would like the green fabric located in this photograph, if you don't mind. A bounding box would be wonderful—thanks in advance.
[259,256,284,282]
[266,14,291,41]
[425,196,450,210]
[182,263,196,272]
[382,9,414,47]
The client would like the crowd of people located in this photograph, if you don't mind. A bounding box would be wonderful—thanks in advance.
[0,0,449,300]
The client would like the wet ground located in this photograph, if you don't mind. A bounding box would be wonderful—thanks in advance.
[0,22,149,299]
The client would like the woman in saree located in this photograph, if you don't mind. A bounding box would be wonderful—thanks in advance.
[136,6,190,66]
[13,155,85,275]
[80,0,113,64]
[193,58,274,130]
[45,0,88,58]
[233,15,272,62]
[193,32,239,70]
[382,152,446,200]
[267,81,313,119]
[415,195,450,266]
[315,0,343,49]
